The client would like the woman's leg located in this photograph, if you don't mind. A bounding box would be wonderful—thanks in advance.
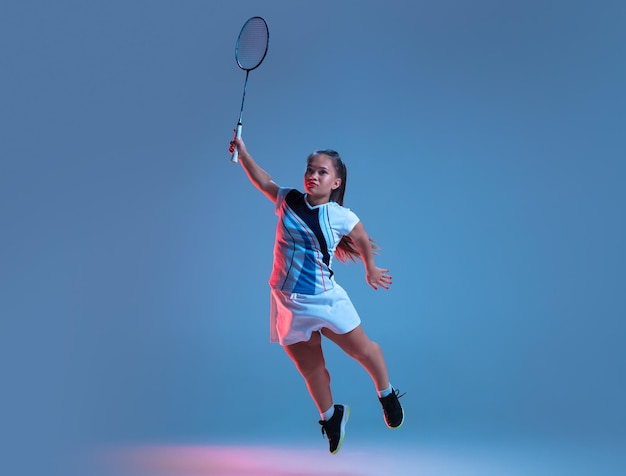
[283,331,333,414]
[321,325,389,391]
[322,325,404,430]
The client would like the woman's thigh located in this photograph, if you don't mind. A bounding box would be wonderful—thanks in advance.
[321,325,371,357]
[283,330,325,371]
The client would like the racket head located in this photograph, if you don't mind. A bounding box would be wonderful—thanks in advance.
[235,16,269,71]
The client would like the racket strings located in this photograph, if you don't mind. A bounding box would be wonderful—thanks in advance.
[236,18,269,70]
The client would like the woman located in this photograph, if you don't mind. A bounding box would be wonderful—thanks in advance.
[229,136,404,454]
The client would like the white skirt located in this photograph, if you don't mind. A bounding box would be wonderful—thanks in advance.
[269,283,362,346]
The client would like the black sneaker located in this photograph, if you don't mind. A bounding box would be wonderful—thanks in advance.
[379,388,404,429]
[318,404,349,454]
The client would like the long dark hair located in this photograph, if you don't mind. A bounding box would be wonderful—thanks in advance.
[307,150,378,263]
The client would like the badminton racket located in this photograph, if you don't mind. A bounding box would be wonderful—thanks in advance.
[230,16,270,163]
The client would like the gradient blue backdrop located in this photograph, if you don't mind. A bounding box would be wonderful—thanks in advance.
[2,1,625,475]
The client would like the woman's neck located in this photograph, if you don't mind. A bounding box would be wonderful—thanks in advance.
[305,193,330,207]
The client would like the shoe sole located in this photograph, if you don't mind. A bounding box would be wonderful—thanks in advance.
[331,405,350,455]
[386,410,404,430]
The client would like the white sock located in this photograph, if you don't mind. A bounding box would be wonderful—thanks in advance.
[377,383,393,398]
[321,405,335,421]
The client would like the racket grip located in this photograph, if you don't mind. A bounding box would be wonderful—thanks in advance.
[230,123,243,163]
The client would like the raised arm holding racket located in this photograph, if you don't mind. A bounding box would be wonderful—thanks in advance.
[230,16,269,163]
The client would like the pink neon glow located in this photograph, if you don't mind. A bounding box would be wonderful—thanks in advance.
[97,440,622,476]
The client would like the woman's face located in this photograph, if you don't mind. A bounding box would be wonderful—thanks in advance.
[303,154,341,203]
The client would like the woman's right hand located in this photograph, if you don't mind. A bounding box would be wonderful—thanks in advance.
[229,134,249,160]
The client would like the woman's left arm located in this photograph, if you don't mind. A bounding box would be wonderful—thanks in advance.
[348,222,393,290]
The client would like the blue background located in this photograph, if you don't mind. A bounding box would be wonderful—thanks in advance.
[2,1,625,474]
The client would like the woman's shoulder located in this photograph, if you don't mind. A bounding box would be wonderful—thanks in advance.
[278,187,302,198]
[329,200,353,212]
[329,201,359,219]
[277,188,305,208]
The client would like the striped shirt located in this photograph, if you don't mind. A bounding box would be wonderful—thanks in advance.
[269,188,360,295]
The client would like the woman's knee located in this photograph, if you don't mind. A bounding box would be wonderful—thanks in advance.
[350,339,381,363]
[290,358,328,386]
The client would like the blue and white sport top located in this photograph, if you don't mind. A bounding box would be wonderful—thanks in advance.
[269,187,360,295]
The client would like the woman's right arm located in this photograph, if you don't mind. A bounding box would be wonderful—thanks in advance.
[230,137,279,203]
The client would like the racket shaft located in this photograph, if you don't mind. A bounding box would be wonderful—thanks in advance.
[231,123,243,163]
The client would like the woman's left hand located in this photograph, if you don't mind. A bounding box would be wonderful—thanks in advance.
[366,267,393,290]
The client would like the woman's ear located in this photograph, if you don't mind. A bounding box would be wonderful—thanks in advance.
[332,178,342,190]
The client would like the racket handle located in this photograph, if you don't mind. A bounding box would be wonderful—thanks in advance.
[231,123,243,163]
